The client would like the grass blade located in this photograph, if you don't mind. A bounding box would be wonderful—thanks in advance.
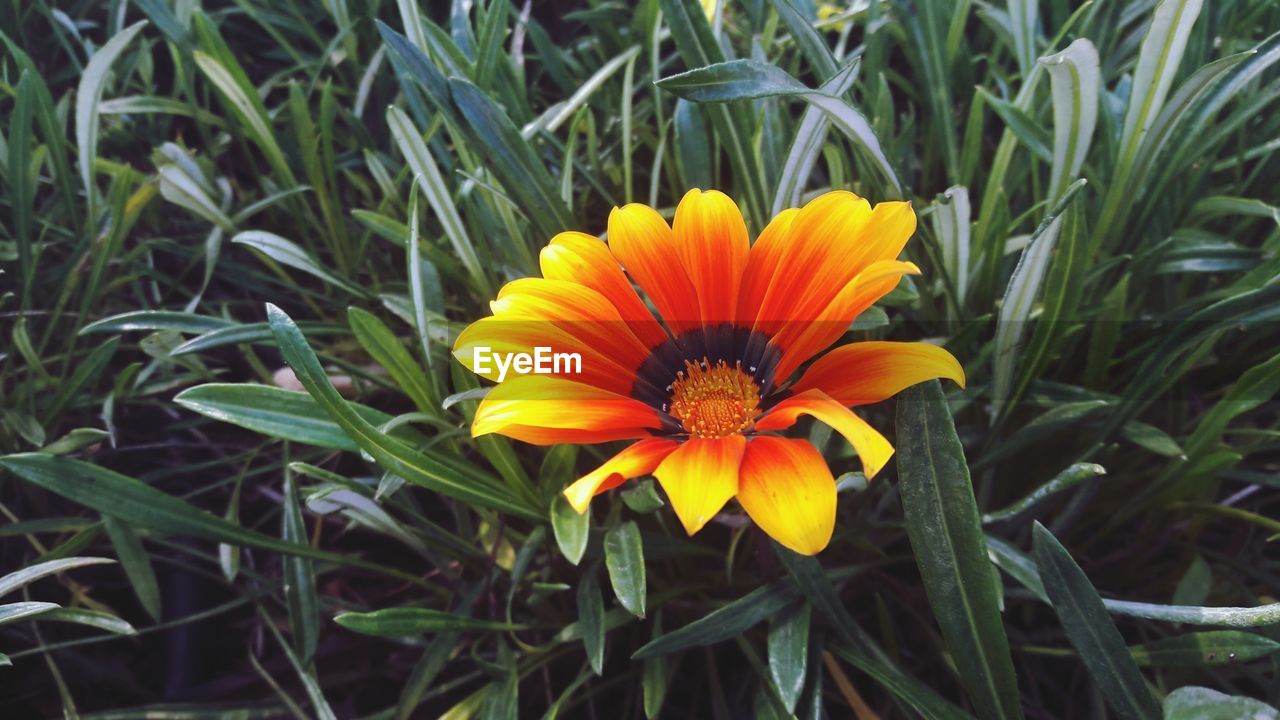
[1040,39,1099,201]
[265,304,540,520]
[1032,523,1161,719]
[77,21,148,224]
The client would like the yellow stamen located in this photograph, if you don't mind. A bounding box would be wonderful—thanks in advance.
[668,359,761,439]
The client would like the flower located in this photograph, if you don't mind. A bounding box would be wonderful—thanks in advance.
[453,190,964,554]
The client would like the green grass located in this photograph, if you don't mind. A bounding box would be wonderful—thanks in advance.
[2,0,1279,717]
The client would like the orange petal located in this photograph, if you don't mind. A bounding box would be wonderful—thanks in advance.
[538,232,669,349]
[755,389,894,479]
[753,194,915,338]
[653,435,746,536]
[492,277,652,372]
[472,376,662,445]
[738,437,837,555]
[736,207,800,329]
[452,316,636,396]
[563,438,679,513]
[750,192,871,333]
[673,189,749,326]
[608,203,700,335]
[773,259,921,380]
[793,341,966,406]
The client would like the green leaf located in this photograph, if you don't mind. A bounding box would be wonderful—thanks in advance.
[551,494,590,566]
[931,185,972,308]
[1040,39,1100,201]
[1162,687,1279,720]
[621,479,665,514]
[175,383,400,451]
[976,86,1053,163]
[657,59,809,100]
[659,59,901,197]
[896,381,1023,720]
[659,0,769,228]
[39,429,111,456]
[283,473,319,663]
[31,607,137,635]
[578,568,605,674]
[232,231,367,297]
[158,164,236,232]
[265,304,539,520]
[633,580,800,659]
[771,59,860,214]
[482,640,519,720]
[827,642,974,720]
[643,612,669,719]
[79,311,238,335]
[989,535,1280,627]
[447,77,575,239]
[1032,523,1161,719]
[1095,0,1205,242]
[1172,557,1211,606]
[77,21,148,222]
[1129,630,1280,667]
[11,71,35,307]
[385,106,487,294]
[0,601,63,625]
[982,463,1106,523]
[103,517,162,622]
[192,36,295,188]
[767,603,810,713]
[333,608,525,636]
[0,557,115,598]
[604,521,646,618]
[992,180,1086,412]
[171,322,349,356]
[348,307,438,414]
[0,454,425,585]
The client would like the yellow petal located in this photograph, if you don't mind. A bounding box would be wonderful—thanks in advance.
[738,437,837,555]
[563,438,678,513]
[755,389,895,479]
[472,376,661,445]
[539,232,668,349]
[653,435,745,536]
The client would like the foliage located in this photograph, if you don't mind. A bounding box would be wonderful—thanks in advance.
[2,0,1279,716]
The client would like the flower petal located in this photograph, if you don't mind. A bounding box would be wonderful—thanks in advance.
[492,277,652,372]
[673,189,749,326]
[736,207,800,328]
[539,232,669,349]
[773,259,921,380]
[793,341,966,406]
[452,316,635,396]
[608,203,700,335]
[653,435,746,536]
[749,193,915,340]
[755,389,894,479]
[738,437,836,555]
[563,438,679,513]
[472,376,662,445]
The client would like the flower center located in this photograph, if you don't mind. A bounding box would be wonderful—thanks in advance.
[668,359,762,438]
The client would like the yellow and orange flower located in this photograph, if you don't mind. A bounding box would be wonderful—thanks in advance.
[454,189,964,555]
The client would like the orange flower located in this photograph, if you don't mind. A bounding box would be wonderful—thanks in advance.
[454,189,964,554]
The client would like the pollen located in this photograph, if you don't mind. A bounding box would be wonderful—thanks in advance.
[668,359,762,439]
